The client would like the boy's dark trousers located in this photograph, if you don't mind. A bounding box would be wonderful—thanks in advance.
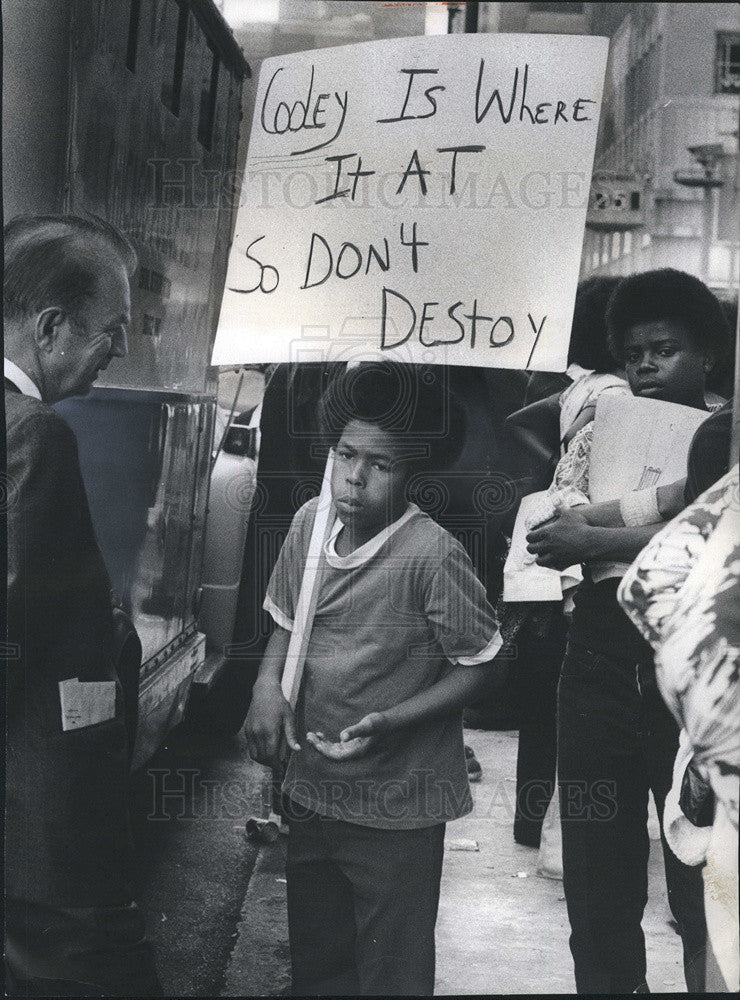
[557,641,707,994]
[513,606,569,846]
[285,809,445,996]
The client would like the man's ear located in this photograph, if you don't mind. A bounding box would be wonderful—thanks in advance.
[34,307,67,353]
[702,352,715,374]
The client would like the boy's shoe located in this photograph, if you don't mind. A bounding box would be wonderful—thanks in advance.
[465,745,482,782]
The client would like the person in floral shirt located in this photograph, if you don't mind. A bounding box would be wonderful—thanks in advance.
[526,269,730,993]
[618,465,739,991]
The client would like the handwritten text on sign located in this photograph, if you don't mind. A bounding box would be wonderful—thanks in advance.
[212,33,608,370]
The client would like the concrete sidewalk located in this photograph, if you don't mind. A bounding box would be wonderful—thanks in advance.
[435,729,685,994]
[223,729,686,995]
[222,830,291,998]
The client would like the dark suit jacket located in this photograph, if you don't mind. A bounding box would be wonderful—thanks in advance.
[5,381,136,907]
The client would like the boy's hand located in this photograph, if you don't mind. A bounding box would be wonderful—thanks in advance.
[244,679,301,767]
[307,712,389,761]
[526,506,593,570]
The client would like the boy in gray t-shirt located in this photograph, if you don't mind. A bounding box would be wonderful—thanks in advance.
[246,364,506,996]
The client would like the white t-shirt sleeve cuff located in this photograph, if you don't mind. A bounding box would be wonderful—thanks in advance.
[453,630,504,666]
[263,595,294,632]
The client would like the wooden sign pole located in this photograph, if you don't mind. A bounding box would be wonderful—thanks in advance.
[269,450,335,828]
[281,449,336,710]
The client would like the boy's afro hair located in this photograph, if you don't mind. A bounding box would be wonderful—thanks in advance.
[567,275,623,373]
[318,362,466,471]
[606,268,731,364]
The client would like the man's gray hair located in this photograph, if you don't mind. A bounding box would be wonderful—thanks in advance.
[3,214,138,322]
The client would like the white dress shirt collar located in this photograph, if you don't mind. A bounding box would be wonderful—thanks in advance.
[4,358,42,400]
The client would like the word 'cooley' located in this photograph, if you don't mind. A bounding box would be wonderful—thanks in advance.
[259,61,597,157]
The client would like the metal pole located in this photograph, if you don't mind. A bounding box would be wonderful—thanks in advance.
[700,183,714,285]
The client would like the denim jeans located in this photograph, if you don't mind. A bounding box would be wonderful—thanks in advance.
[285,809,445,996]
[557,641,707,994]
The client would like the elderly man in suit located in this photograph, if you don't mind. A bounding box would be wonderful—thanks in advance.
[4,215,161,995]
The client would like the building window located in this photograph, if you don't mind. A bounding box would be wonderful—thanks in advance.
[715,32,740,94]
[142,314,163,337]
[139,267,171,298]
[623,230,633,256]
[611,232,621,260]
[198,44,220,149]
[126,0,142,71]
[161,0,188,115]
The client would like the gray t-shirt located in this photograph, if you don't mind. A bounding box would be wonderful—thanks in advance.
[265,500,502,829]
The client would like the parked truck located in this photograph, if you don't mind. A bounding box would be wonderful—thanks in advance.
[3,0,254,766]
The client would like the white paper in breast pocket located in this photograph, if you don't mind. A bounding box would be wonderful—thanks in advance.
[59,677,117,731]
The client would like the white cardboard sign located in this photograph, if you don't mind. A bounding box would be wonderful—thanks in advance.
[589,395,710,502]
[212,33,608,370]
[588,394,711,583]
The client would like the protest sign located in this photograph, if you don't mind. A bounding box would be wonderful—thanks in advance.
[212,32,608,370]
[588,394,711,582]
[590,395,710,503]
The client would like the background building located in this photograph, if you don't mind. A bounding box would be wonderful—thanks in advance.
[582,2,739,297]
[220,0,425,61]
[447,2,739,296]
[219,0,426,216]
